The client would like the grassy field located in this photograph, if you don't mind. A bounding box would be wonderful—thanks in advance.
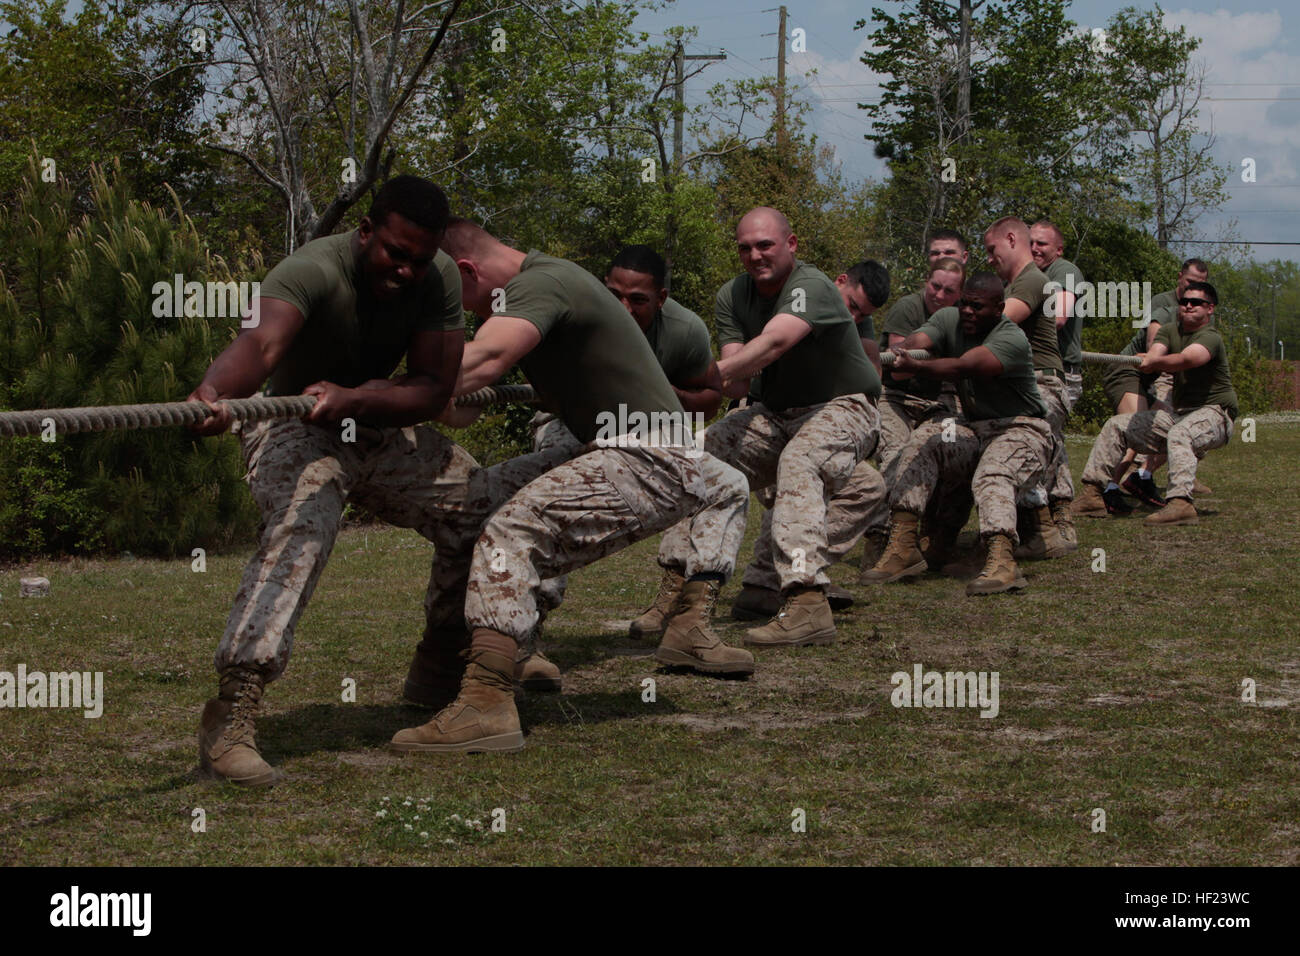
[1,420,1297,866]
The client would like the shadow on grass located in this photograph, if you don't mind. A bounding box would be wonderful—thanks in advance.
[0,772,198,835]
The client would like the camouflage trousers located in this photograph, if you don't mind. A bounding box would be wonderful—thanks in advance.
[741,458,889,591]
[661,394,880,591]
[461,444,748,642]
[887,416,1055,544]
[1081,405,1232,501]
[1017,373,1074,507]
[528,412,588,613]
[877,388,957,477]
[214,418,571,682]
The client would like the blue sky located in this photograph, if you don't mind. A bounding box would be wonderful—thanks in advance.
[634,1,1300,262]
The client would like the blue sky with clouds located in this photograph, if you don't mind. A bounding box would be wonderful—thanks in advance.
[634,1,1299,262]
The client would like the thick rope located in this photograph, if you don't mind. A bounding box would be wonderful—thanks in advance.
[0,384,539,438]
[880,349,1140,367]
[0,352,1144,438]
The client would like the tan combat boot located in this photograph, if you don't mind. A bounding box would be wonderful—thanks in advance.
[743,586,836,647]
[390,635,524,753]
[515,649,562,693]
[656,580,754,675]
[1050,500,1078,549]
[1071,483,1109,517]
[403,629,470,709]
[198,666,279,787]
[1144,496,1199,526]
[1193,478,1212,496]
[1014,505,1074,560]
[859,511,926,584]
[629,567,685,639]
[731,584,781,621]
[858,529,889,571]
[966,534,1028,596]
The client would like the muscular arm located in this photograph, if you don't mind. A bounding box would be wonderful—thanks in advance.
[187,297,305,435]
[715,313,812,388]
[1002,297,1032,327]
[1140,342,1210,374]
[453,315,543,395]
[307,329,464,427]
[672,361,724,417]
[892,341,1003,381]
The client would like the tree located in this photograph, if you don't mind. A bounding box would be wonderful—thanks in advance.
[0,156,260,556]
[191,0,466,250]
[0,0,214,210]
[1101,6,1230,249]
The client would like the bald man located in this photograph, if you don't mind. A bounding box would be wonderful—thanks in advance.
[648,207,881,648]
[984,216,1076,560]
[389,218,753,754]
[726,260,892,621]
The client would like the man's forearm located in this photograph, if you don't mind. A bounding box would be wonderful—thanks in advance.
[718,334,786,383]
[349,379,446,427]
[454,344,512,396]
[902,357,969,381]
[1142,353,1192,374]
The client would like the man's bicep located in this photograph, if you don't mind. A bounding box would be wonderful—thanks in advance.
[1180,343,1213,368]
[246,297,306,366]
[761,312,813,348]
[473,315,543,365]
[959,345,1004,378]
[1003,298,1032,325]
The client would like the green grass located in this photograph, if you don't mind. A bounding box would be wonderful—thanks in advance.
[1,420,1297,865]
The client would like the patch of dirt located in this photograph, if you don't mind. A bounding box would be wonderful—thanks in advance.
[1086,693,1143,706]
[647,707,874,732]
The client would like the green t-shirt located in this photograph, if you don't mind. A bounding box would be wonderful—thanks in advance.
[261,233,463,397]
[647,297,713,385]
[1154,321,1239,419]
[496,252,684,443]
[1004,261,1063,373]
[917,308,1047,421]
[1044,257,1084,367]
[879,291,942,399]
[714,260,881,412]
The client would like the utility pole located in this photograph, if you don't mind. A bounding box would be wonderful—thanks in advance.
[762,6,788,145]
[673,42,726,173]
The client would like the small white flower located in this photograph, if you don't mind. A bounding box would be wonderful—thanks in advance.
[374,810,387,818]
[412,815,419,821]
[404,824,413,831]
[443,838,455,845]
[381,796,390,803]
[419,832,429,839]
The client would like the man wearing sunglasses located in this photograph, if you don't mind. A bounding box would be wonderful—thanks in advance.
[1076,281,1237,526]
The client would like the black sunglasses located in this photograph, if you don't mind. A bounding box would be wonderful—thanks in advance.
[1178,297,1211,307]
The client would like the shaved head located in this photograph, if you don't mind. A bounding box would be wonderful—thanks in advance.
[737,206,792,240]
